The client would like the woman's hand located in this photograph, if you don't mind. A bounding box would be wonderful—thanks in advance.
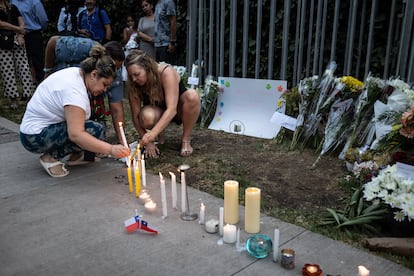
[110,144,130,158]
[143,142,160,158]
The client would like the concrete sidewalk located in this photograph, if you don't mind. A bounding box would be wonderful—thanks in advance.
[0,117,412,276]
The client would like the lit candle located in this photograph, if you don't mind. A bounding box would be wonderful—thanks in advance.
[159,172,168,218]
[224,180,239,224]
[138,191,150,205]
[199,202,205,224]
[358,265,370,276]
[118,122,128,148]
[134,158,141,197]
[205,218,219,233]
[273,228,280,262]
[127,159,133,193]
[169,171,177,209]
[141,156,146,187]
[302,264,322,276]
[223,224,237,243]
[181,171,186,213]
[144,200,157,214]
[244,187,261,233]
[219,207,224,236]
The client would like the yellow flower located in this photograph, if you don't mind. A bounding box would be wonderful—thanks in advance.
[340,76,364,93]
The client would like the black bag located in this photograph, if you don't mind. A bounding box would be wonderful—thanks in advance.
[0,30,15,49]
[0,7,14,50]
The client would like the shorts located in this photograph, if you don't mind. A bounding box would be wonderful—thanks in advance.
[55,36,99,70]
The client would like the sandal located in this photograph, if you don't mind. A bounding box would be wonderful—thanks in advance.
[39,157,69,177]
[66,151,101,166]
[180,140,193,157]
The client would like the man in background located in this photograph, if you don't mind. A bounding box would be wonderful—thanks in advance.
[77,0,111,43]
[154,0,176,64]
[11,0,48,84]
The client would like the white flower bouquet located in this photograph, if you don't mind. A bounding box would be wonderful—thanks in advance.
[363,164,414,222]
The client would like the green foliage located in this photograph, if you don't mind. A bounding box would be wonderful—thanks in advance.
[320,187,390,237]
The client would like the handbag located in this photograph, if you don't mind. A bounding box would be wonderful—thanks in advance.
[0,7,15,50]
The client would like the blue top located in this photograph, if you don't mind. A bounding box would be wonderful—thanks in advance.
[78,8,110,43]
[154,0,176,47]
[11,0,48,32]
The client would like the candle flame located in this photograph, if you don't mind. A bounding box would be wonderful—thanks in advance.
[119,122,123,127]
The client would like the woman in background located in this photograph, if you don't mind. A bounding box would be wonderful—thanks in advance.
[137,0,155,58]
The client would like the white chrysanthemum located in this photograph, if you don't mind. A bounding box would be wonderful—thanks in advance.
[394,210,406,222]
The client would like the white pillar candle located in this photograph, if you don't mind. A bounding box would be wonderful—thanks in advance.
[236,227,240,248]
[169,171,177,209]
[199,202,205,224]
[358,265,370,276]
[219,207,224,236]
[118,122,128,148]
[224,180,239,224]
[272,228,280,262]
[138,191,150,205]
[244,187,261,233]
[144,200,157,214]
[181,171,186,212]
[159,172,168,218]
[223,224,237,243]
[141,158,146,187]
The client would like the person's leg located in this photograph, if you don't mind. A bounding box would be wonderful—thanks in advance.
[14,45,35,99]
[43,36,58,78]
[139,105,163,129]
[0,49,19,108]
[178,88,201,156]
[25,31,45,83]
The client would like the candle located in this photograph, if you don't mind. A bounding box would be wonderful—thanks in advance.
[219,207,224,236]
[273,228,280,262]
[144,200,157,214]
[244,187,261,233]
[159,172,168,218]
[358,265,370,276]
[181,171,186,212]
[127,159,133,193]
[138,191,150,205]
[205,218,219,233]
[199,202,205,224]
[169,171,177,209]
[280,248,295,269]
[134,158,141,197]
[236,227,240,248]
[118,122,128,148]
[223,224,237,243]
[302,264,322,276]
[141,157,147,187]
[224,180,239,224]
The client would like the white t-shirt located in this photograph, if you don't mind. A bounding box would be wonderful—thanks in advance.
[20,67,91,135]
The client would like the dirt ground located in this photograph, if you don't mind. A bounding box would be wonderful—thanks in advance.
[124,123,349,215]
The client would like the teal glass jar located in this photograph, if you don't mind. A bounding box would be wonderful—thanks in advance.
[246,234,273,259]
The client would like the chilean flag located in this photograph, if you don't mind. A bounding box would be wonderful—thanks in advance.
[124,216,158,234]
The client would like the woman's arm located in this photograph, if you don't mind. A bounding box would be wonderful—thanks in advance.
[64,105,130,158]
[0,19,24,34]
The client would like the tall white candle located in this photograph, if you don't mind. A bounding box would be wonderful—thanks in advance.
[236,227,240,248]
[141,158,146,187]
[118,122,128,148]
[219,207,224,236]
[169,171,177,209]
[224,180,239,224]
[223,224,237,243]
[199,202,205,224]
[159,172,168,218]
[181,171,186,212]
[244,187,261,233]
[272,228,280,262]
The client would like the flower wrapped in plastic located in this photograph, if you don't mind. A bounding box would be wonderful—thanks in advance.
[199,76,219,127]
[363,164,414,222]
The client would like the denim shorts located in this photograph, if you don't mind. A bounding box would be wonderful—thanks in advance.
[55,36,99,70]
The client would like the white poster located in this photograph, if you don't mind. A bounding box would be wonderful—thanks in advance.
[208,77,287,139]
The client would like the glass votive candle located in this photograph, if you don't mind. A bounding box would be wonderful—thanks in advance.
[280,248,295,269]
[144,200,157,214]
[138,191,151,205]
[205,218,219,234]
[302,263,322,276]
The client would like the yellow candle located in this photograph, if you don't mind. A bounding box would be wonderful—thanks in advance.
[244,187,261,233]
[134,158,141,197]
[224,180,239,224]
[127,159,133,193]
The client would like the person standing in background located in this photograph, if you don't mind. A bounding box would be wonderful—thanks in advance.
[154,0,176,64]
[0,0,34,109]
[11,0,48,84]
[77,0,111,44]
[138,0,155,59]
[57,0,85,35]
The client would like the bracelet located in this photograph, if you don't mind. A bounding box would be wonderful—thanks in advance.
[43,67,55,73]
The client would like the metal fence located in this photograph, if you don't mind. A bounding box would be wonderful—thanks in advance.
[185,0,414,87]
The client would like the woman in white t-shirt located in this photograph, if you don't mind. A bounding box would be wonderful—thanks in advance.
[20,44,130,177]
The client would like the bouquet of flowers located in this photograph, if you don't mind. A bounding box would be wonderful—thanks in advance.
[363,164,414,222]
[199,76,219,127]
